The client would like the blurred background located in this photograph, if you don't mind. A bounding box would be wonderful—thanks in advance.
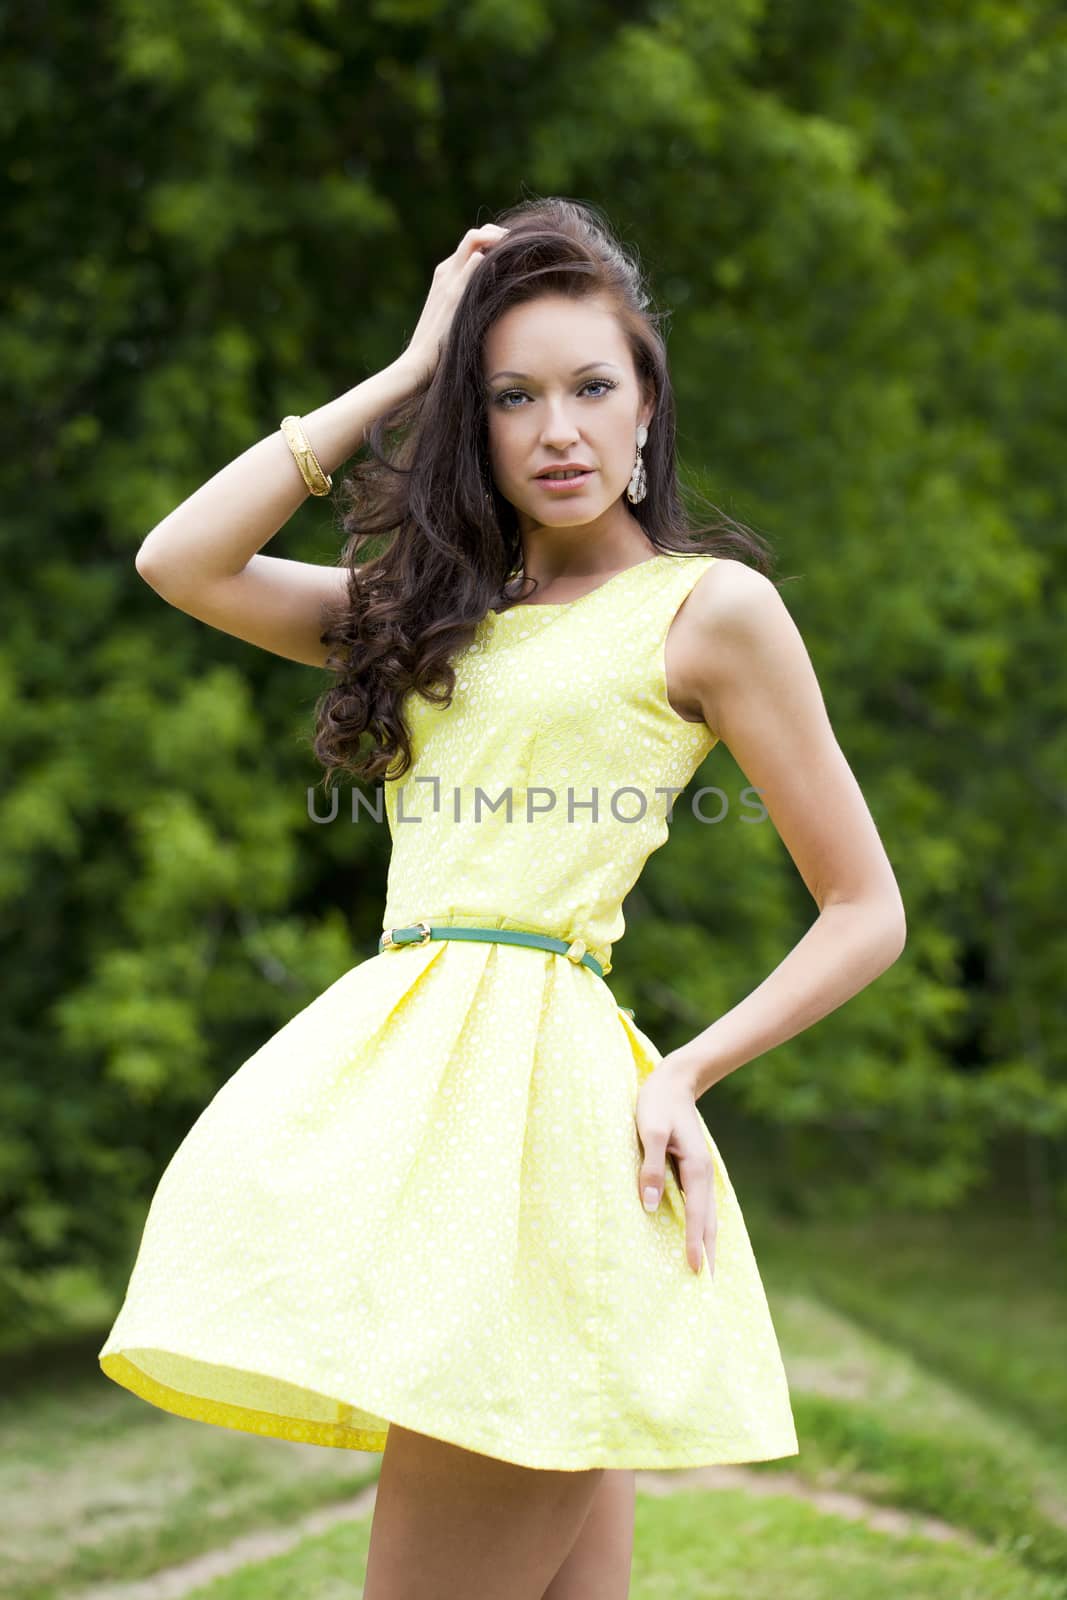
[2,2,1065,1597]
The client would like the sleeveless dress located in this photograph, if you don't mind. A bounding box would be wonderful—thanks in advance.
[97,552,799,1471]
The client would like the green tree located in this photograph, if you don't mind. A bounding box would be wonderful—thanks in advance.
[1,0,1064,1347]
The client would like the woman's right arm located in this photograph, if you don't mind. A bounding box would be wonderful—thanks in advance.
[134,358,421,668]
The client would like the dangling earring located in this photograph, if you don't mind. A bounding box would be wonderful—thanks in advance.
[627,424,648,504]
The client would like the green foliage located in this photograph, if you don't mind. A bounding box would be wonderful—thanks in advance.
[1,0,1065,1342]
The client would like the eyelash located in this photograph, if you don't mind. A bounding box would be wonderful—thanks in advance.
[492,378,619,409]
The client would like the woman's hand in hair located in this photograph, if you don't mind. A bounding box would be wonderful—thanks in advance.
[398,224,510,388]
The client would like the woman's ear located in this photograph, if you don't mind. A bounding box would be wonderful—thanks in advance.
[639,378,656,435]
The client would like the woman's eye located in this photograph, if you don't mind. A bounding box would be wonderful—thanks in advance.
[494,378,617,408]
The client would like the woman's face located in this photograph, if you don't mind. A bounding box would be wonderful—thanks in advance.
[482,292,654,542]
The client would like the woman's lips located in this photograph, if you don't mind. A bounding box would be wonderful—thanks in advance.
[535,470,594,490]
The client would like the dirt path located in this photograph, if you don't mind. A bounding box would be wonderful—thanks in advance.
[67,1463,981,1600]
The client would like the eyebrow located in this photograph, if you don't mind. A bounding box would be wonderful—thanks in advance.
[487,360,624,382]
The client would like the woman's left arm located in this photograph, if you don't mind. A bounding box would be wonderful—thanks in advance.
[668,558,908,1100]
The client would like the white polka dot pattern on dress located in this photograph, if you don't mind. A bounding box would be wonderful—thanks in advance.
[97,553,800,1470]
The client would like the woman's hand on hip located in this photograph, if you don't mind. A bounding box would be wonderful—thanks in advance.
[635,1057,718,1278]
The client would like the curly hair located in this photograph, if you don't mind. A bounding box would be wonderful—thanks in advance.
[311,195,775,791]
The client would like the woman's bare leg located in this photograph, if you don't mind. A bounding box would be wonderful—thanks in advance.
[540,1468,636,1599]
[362,1422,607,1600]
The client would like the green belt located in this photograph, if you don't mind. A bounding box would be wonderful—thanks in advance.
[378,921,636,1019]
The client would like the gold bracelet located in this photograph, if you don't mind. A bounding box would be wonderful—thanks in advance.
[280,415,333,497]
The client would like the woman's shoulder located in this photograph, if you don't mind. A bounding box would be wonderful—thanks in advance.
[666,556,786,708]
[668,550,777,624]
[675,553,779,625]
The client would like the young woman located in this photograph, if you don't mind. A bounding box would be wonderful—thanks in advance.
[98,198,906,1599]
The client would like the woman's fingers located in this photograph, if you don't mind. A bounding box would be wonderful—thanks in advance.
[675,1150,714,1274]
[456,224,509,259]
[639,1125,669,1211]
[402,225,510,384]
[665,1144,718,1276]
[704,1179,719,1279]
[671,1144,718,1276]
[634,1068,718,1278]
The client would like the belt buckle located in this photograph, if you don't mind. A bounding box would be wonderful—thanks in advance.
[383,920,433,948]
[564,938,587,964]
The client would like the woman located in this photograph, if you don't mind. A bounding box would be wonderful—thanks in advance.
[99,198,906,1599]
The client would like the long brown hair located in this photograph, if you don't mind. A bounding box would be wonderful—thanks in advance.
[312,196,775,790]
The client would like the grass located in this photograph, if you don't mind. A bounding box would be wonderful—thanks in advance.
[756,1211,1067,1450]
[2,1210,1065,1600]
[2,1372,380,1599]
[158,1489,1067,1600]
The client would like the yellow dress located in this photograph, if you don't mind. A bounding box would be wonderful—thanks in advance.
[98,551,799,1471]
